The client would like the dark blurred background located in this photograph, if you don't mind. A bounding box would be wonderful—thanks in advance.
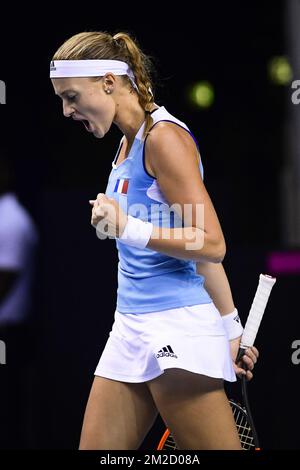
[0,0,300,450]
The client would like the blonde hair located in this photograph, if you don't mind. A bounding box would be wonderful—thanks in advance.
[52,31,156,137]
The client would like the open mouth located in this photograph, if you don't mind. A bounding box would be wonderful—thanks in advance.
[82,120,92,132]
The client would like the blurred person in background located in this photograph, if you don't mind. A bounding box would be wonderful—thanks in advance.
[0,148,39,448]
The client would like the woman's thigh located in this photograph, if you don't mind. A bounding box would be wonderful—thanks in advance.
[146,368,241,450]
[79,376,158,450]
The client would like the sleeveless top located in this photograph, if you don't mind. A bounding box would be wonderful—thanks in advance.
[105,106,212,313]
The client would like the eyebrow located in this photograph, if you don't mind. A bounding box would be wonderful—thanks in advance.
[56,89,76,97]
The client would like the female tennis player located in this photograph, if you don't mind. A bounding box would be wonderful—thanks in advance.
[50,31,259,450]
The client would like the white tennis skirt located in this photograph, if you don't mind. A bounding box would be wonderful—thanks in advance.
[94,303,236,383]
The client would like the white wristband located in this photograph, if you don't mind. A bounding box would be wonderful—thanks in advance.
[118,215,153,249]
[222,308,244,340]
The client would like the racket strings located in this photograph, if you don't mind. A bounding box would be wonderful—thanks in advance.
[158,401,255,450]
[162,435,177,449]
[231,404,255,450]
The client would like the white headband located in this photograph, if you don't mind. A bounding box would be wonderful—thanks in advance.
[50,59,138,91]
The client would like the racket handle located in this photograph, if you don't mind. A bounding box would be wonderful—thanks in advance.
[240,274,276,349]
[235,274,276,365]
[236,346,247,364]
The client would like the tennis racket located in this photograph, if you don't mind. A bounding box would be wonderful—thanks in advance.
[157,273,277,451]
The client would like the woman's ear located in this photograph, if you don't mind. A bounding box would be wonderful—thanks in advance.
[103,73,115,87]
[102,74,115,94]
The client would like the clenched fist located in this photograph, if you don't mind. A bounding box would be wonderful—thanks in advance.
[89,193,128,239]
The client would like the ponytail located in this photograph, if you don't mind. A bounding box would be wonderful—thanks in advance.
[113,32,155,137]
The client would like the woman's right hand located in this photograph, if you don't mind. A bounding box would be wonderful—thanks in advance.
[230,337,259,381]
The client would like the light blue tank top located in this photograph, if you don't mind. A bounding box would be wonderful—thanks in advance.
[105,106,212,313]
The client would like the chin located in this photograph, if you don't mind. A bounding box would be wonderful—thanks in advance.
[94,128,107,139]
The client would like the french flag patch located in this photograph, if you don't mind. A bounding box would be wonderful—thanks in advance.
[114,178,129,194]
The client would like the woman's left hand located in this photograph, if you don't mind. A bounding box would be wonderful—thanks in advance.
[230,336,259,381]
[89,193,128,238]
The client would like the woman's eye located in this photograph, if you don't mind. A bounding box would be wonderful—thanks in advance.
[67,95,76,101]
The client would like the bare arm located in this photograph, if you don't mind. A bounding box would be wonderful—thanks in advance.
[145,123,226,263]
[196,261,235,315]
[197,260,259,379]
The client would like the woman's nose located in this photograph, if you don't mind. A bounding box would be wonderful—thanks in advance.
[63,102,75,118]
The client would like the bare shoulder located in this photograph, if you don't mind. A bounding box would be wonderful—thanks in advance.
[146,121,196,153]
[145,121,199,177]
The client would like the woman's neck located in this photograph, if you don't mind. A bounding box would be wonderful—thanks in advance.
[113,93,159,144]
